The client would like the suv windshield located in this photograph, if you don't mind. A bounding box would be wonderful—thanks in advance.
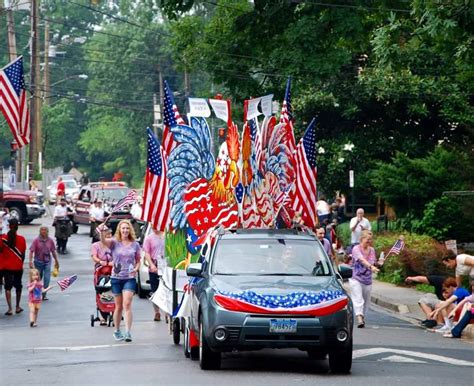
[212,238,332,276]
[93,188,129,202]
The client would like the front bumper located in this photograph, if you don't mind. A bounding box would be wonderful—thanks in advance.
[26,204,46,219]
[203,306,352,352]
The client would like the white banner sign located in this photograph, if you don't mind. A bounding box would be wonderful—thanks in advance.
[260,94,274,117]
[445,240,457,255]
[247,98,262,120]
[209,99,229,122]
[188,98,211,117]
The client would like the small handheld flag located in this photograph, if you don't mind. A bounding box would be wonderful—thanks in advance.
[57,274,78,291]
[385,237,405,261]
[112,190,137,213]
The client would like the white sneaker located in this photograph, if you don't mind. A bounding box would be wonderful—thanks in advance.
[434,325,450,333]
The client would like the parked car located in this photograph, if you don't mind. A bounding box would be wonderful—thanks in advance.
[47,179,80,204]
[0,183,46,224]
[73,182,130,225]
[184,228,353,373]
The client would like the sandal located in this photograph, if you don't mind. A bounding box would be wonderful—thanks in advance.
[154,313,161,322]
[16,307,24,314]
[5,311,13,316]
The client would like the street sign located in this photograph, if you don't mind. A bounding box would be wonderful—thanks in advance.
[349,170,354,188]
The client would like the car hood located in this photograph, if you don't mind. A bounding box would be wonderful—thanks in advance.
[209,275,342,296]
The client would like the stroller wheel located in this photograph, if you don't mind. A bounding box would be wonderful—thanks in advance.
[108,314,113,327]
[90,314,95,327]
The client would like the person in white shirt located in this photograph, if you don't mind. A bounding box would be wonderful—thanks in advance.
[442,252,474,288]
[89,200,106,242]
[0,208,11,235]
[130,196,143,220]
[350,208,371,245]
[53,198,68,219]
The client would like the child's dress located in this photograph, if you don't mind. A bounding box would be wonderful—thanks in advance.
[28,282,43,307]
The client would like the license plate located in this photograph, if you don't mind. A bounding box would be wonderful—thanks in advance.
[269,319,297,333]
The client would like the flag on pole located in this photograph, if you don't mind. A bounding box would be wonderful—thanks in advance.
[388,238,405,256]
[111,190,137,213]
[279,76,296,155]
[142,128,171,232]
[292,118,318,228]
[162,80,185,156]
[57,274,78,291]
[0,56,30,148]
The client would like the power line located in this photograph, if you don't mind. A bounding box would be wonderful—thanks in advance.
[68,0,171,37]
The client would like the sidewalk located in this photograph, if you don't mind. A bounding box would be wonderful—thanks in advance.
[370,280,474,340]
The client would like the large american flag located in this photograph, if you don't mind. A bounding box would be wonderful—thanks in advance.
[248,118,262,171]
[162,80,185,156]
[0,57,30,148]
[57,274,78,291]
[142,128,171,232]
[292,118,318,228]
[111,190,137,213]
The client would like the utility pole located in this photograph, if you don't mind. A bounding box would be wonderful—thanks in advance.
[43,21,50,106]
[5,1,22,183]
[29,0,41,178]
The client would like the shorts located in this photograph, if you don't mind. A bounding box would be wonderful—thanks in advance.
[418,293,441,309]
[29,302,41,311]
[3,270,23,291]
[111,278,137,295]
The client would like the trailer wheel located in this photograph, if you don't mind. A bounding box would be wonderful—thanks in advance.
[173,318,180,345]
[90,314,95,327]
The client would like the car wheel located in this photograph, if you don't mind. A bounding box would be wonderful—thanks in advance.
[199,318,221,370]
[8,207,23,223]
[328,339,352,374]
[307,349,327,360]
[173,318,181,345]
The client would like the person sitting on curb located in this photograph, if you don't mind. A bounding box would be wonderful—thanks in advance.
[442,251,474,288]
[405,274,447,328]
[444,280,474,338]
[429,277,470,334]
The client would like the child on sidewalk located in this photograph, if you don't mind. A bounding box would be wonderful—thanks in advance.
[28,269,52,327]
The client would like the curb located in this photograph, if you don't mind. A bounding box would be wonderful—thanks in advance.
[370,293,474,341]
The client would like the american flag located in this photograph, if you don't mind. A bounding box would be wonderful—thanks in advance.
[215,289,348,317]
[111,190,137,213]
[292,118,318,228]
[162,80,185,156]
[388,238,405,256]
[279,77,296,155]
[142,128,171,232]
[0,57,30,148]
[57,274,78,291]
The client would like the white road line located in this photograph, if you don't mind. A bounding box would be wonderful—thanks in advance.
[353,347,474,367]
[378,355,427,364]
[20,343,155,351]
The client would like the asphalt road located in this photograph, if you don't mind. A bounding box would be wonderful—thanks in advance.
[0,220,473,386]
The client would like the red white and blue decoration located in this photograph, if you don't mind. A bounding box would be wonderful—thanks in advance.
[57,274,78,291]
[214,289,348,316]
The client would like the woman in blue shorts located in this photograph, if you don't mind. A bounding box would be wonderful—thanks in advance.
[110,220,141,342]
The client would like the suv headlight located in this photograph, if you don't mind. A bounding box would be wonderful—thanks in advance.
[29,196,38,203]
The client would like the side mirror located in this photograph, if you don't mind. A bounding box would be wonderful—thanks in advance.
[338,264,353,279]
[186,263,203,278]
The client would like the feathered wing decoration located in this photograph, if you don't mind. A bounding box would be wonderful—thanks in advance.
[167,118,215,230]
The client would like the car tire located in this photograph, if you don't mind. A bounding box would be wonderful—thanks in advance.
[307,349,327,360]
[199,318,221,370]
[8,207,23,223]
[328,339,352,374]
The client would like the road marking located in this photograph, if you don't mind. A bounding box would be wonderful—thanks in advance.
[378,355,427,364]
[24,343,155,352]
[353,347,474,367]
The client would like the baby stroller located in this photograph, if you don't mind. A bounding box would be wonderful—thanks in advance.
[90,265,115,327]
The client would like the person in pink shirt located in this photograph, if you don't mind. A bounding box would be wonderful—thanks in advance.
[28,268,53,327]
[143,228,166,321]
